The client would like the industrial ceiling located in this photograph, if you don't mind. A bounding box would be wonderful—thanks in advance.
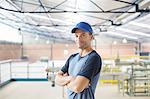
[0,0,149,44]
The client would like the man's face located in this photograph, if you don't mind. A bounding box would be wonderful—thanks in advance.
[74,29,93,49]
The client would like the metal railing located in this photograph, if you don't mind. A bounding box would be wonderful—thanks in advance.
[0,59,61,85]
[0,60,11,84]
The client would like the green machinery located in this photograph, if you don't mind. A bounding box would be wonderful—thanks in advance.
[116,61,150,96]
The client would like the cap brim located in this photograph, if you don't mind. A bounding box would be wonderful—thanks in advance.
[71,28,78,33]
[71,27,89,33]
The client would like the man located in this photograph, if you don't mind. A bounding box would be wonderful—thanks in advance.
[55,22,102,99]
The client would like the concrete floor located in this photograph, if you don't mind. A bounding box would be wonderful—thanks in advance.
[0,81,149,99]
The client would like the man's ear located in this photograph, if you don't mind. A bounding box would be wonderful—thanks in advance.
[91,35,94,40]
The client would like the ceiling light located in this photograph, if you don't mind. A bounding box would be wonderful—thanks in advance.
[122,38,127,43]
[111,0,148,23]
[136,14,150,22]
[75,0,79,10]
[0,23,22,43]
[35,35,39,41]
[65,13,86,23]
[102,31,138,40]
[129,22,150,29]
[139,0,150,8]
[113,41,117,45]
[25,13,48,20]
[24,13,71,24]
[116,27,150,37]
[46,40,50,44]
[40,26,65,32]
[121,13,141,23]
[64,49,69,55]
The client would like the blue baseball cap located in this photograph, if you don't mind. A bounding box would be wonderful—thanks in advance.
[71,22,93,34]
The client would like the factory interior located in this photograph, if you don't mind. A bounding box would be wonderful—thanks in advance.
[0,0,150,99]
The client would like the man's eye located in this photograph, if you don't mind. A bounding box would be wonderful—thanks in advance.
[76,35,78,37]
[82,34,86,37]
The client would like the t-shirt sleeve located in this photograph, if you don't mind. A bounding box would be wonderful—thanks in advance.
[77,55,102,81]
[61,54,74,73]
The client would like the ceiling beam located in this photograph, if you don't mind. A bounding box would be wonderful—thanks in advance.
[50,0,68,10]
[88,0,104,12]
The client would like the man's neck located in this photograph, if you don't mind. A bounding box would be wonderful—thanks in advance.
[79,47,93,57]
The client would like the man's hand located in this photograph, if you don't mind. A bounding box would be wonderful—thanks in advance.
[63,73,68,76]
[55,71,73,86]
[45,67,50,72]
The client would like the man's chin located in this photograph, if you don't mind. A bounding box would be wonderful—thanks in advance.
[78,46,82,49]
[78,46,85,50]
[78,45,82,48]
[77,45,85,49]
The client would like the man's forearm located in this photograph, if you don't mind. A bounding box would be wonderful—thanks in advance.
[66,76,89,93]
[66,77,79,93]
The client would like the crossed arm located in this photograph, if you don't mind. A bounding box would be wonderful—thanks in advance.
[55,70,90,93]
